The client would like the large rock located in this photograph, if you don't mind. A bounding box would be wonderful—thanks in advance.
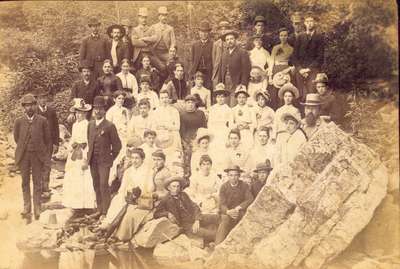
[16,222,61,252]
[205,123,388,269]
[134,217,180,248]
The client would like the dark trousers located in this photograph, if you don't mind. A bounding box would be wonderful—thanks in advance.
[215,213,242,244]
[90,158,111,215]
[293,67,318,103]
[184,214,219,242]
[19,151,43,218]
[41,146,53,193]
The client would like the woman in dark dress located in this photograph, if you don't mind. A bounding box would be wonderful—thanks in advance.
[97,59,123,110]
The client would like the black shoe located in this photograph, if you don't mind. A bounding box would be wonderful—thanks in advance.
[20,211,31,218]
[23,214,32,225]
[34,214,40,221]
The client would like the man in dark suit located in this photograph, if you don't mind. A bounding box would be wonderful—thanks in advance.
[245,15,275,53]
[80,18,108,79]
[106,24,129,74]
[288,11,304,47]
[219,30,251,107]
[14,94,51,224]
[120,19,134,66]
[190,20,214,92]
[35,90,59,200]
[87,96,122,218]
[292,12,325,102]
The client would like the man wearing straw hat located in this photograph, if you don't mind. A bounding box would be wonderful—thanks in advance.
[131,7,152,70]
[190,20,214,91]
[87,96,122,218]
[14,94,51,223]
[300,93,326,139]
[80,18,108,79]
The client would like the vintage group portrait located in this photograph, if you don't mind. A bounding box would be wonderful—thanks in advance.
[0,1,398,269]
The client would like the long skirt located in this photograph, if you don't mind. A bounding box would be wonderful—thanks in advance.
[114,205,152,241]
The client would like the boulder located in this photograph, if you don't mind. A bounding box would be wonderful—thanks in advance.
[16,222,61,252]
[134,217,180,248]
[205,123,388,269]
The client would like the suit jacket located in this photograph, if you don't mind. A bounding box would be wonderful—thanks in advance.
[220,46,251,87]
[14,114,51,165]
[87,119,122,167]
[292,31,325,69]
[71,79,100,105]
[147,22,176,51]
[190,39,213,78]
[122,35,133,62]
[131,25,151,63]
[37,106,59,146]
[154,192,201,228]
[80,35,108,66]
[106,40,129,67]
[212,39,225,82]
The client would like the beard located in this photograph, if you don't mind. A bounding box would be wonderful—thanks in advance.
[305,112,317,127]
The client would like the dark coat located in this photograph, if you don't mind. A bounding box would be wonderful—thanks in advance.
[80,35,108,67]
[292,31,325,69]
[220,46,251,87]
[13,114,51,165]
[154,192,201,228]
[219,180,254,214]
[37,106,59,146]
[71,79,100,105]
[105,40,129,67]
[87,119,122,168]
[190,39,213,78]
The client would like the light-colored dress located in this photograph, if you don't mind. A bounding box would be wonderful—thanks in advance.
[106,104,129,144]
[275,129,306,168]
[191,86,211,109]
[272,104,301,140]
[117,72,139,98]
[139,142,160,170]
[249,47,272,72]
[190,148,216,174]
[152,105,182,154]
[253,105,275,131]
[62,120,96,209]
[137,90,159,110]
[208,103,233,150]
[245,142,275,172]
[247,79,268,107]
[232,104,257,148]
[221,144,249,174]
[186,172,222,214]
[126,113,155,140]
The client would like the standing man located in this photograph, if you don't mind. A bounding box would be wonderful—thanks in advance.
[70,61,99,105]
[80,18,108,79]
[212,20,230,89]
[288,11,304,46]
[87,96,122,218]
[219,30,251,107]
[190,20,214,91]
[35,90,59,200]
[179,95,207,172]
[245,15,274,53]
[144,6,177,76]
[106,24,129,74]
[131,7,151,70]
[14,94,51,224]
[292,12,325,102]
[120,19,134,65]
[216,165,253,244]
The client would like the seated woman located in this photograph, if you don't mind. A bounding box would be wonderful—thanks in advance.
[116,59,139,110]
[252,91,275,133]
[275,112,307,168]
[246,126,275,172]
[154,177,218,243]
[98,148,153,241]
[135,55,161,93]
[186,155,222,214]
[190,128,215,174]
[218,128,249,175]
[247,66,269,107]
[97,59,123,110]
[136,76,159,110]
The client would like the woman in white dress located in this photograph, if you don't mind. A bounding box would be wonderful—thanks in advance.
[208,84,233,150]
[62,99,96,211]
[116,59,139,113]
[190,128,215,174]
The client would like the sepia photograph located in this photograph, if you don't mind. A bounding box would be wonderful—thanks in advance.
[0,1,398,269]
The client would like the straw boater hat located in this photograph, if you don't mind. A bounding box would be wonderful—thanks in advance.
[253,160,273,173]
[213,83,230,97]
[281,111,301,125]
[70,98,92,113]
[138,7,149,17]
[301,93,322,106]
[107,24,126,38]
[224,164,244,173]
[278,83,300,100]
[312,73,329,84]
[20,93,37,106]
[164,176,186,190]
[195,128,214,144]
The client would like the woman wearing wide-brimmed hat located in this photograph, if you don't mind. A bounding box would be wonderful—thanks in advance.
[63,99,96,212]
[272,82,301,142]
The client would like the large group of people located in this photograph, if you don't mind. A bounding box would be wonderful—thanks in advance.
[14,7,339,248]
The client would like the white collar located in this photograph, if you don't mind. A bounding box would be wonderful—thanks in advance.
[39,105,47,112]
[26,114,35,121]
[95,118,104,126]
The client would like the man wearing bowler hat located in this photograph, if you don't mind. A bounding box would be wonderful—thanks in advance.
[216,165,253,244]
[87,96,122,218]
[190,20,214,91]
[14,94,51,224]
[80,18,108,79]
[300,93,326,139]
[245,15,274,53]
[106,24,129,74]
[131,7,152,70]
[219,30,251,107]
[34,89,60,200]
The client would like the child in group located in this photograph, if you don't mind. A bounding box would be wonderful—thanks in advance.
[253,91,275,132]
[247,66,269,107]
[137,76,159,110]
[139,129,160,170]
[231,89,257,149]
[208,83,233,150]
[191,71,211,110]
